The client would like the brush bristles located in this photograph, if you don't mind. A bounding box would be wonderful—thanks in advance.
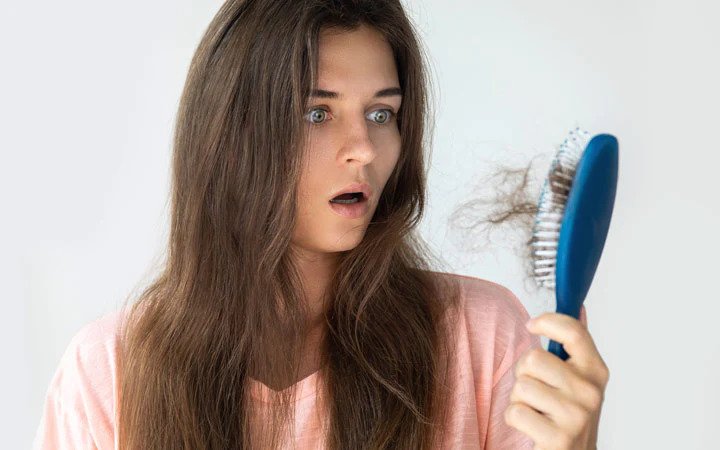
[531,127,590,289]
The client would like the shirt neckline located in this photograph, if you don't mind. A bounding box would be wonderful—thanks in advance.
[247,365,326,403]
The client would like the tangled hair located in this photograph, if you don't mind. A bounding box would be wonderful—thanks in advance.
[116,0,463,448]
[448,153,550,294]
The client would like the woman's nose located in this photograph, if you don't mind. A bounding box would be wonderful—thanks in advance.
[338,119,377,165]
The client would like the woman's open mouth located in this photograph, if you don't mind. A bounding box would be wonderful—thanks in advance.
[328,192,369,218]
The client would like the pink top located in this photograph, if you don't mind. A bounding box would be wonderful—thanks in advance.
[33,272,587,449]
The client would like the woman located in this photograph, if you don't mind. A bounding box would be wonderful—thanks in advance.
[33,0,608,448]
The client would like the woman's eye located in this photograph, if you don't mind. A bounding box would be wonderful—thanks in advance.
[305,108,328,124]
[304,108,395,125]
[368,109,394,124]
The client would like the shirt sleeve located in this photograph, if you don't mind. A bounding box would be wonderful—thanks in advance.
[33,331,100,450]
[32,312,121,450]
[33,391,98,450]
[484,300,589,450]
[478,284,540,450]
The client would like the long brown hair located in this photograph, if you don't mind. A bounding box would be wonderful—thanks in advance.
[116,0,463,448]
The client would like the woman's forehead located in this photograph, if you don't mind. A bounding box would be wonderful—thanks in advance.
[315,27,399,100]
[317,26,396,75]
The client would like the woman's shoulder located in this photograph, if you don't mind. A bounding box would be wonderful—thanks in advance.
[429,271,541,381]
[429,270,533,327]
[60,308,126,383]
[71,307,126,346]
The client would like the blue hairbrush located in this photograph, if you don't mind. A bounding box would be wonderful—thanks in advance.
[531,127,619,361]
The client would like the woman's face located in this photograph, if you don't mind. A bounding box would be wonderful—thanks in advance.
[292,24,402,257]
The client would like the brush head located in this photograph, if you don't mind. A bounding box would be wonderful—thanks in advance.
[531,128,619,310]
[531,127,591,289]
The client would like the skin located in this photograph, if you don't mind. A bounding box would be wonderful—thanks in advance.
[506,312,610,449]
[291,23,402,329]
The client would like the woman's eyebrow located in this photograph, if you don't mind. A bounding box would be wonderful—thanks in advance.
[309,87,402,99]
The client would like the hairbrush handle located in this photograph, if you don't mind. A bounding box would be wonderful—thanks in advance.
[550,133,618,361]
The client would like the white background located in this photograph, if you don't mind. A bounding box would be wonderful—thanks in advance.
[2,0,718,448]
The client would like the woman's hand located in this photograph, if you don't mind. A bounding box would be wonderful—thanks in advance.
[504,312,609,450]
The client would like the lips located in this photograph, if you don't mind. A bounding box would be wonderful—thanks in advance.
[328,193,370,219]
[329,182,372,202]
